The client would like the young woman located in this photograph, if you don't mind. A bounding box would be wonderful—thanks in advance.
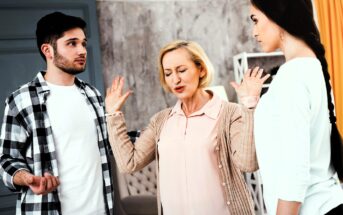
[105,40,269,215]
[240,0,343,214]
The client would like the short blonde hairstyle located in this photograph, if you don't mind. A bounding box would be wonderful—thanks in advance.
[158,40,214,92]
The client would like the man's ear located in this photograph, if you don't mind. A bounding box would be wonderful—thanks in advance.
[41,44,53,60]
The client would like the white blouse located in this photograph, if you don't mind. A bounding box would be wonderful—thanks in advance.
[254,58,343,214]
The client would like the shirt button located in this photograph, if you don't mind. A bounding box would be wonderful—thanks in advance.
[215,146,220,151]
[222,182,226,186]
[227,201,230,205]
[218,164,223,169]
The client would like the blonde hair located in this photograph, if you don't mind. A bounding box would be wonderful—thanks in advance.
[158,40,214,92]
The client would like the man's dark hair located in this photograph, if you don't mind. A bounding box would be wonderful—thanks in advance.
[36,12,86,61]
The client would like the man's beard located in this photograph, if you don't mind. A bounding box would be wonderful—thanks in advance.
[53,50,86,75]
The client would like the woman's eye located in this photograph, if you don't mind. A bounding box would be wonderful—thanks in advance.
[179,69,187,73]
[165,73,171,77]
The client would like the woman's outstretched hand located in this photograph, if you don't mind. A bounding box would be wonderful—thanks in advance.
[230,67,270,108]
[105,76,132,114]
[230,67,270,97]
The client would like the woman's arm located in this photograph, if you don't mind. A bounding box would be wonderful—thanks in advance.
[105,76,158,174]
[228,105,258,172]
[276,200,301,215]
[107,112,157,174]
[228,67,268,172]
[274,68,311,209]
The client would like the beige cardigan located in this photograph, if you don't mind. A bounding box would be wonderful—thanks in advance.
[106,101,258,215]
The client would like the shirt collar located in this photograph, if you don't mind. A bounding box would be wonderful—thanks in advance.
[169,90,222,120]
[33,71,86,95]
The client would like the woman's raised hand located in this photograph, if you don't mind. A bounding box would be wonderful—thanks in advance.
[105,76,132,114]
[230,67,270,98]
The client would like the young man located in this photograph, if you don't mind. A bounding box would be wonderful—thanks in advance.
[0,12,114,214]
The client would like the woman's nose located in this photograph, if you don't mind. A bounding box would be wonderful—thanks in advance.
[252,27,258,39]
[173,74,181,84]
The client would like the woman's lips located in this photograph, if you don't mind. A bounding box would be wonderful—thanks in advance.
[174,86,185,93]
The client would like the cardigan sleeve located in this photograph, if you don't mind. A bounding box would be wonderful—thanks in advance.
[228,103,258,172]
[106,112,159,174]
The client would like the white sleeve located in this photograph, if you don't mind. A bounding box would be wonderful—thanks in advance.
[275,73,311,202]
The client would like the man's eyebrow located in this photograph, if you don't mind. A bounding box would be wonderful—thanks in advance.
[64,38,87,42]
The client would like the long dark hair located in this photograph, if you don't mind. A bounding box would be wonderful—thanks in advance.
[251,0,343,180]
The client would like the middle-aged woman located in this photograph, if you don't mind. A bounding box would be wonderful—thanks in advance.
[105,40,269,215]
[233,0,343,214]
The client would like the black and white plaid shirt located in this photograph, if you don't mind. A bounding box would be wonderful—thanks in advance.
[0,72,114,215]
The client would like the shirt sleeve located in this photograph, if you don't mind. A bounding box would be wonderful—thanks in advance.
[0,99,30,192]
[276,74,311,202]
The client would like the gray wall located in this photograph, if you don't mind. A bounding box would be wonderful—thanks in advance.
[96,0,259,130]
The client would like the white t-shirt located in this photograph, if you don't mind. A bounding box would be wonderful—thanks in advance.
[254,58,343,215]
[46,82,105,214]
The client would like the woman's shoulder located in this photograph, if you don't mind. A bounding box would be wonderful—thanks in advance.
[280,57,321,75]
[273,57,322,89]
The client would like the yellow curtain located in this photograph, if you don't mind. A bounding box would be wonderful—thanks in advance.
[314,0,343,134]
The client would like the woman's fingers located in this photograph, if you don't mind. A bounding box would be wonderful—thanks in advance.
[245,67,268,82]
[118,77,125,95]
[250,67,260,77]
[256,68,264,78]
[121,91,132,104]
[244,69,252,78]
[108,76,125,94]
[112,91,132,112]
[244,67,262,78]
[261,73,271,82]
[111,76,119,91]
[105,76,132,113]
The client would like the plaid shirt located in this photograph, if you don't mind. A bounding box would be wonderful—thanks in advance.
[0,72,114,215]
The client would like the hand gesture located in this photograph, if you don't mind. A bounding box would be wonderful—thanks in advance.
[25,172,60,195]
[230,67,270,98]
[105,76,132,113]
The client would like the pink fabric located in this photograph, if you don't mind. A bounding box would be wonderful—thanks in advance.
[158,93,230,215]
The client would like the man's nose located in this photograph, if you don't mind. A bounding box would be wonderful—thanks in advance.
[78,45,87,55]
